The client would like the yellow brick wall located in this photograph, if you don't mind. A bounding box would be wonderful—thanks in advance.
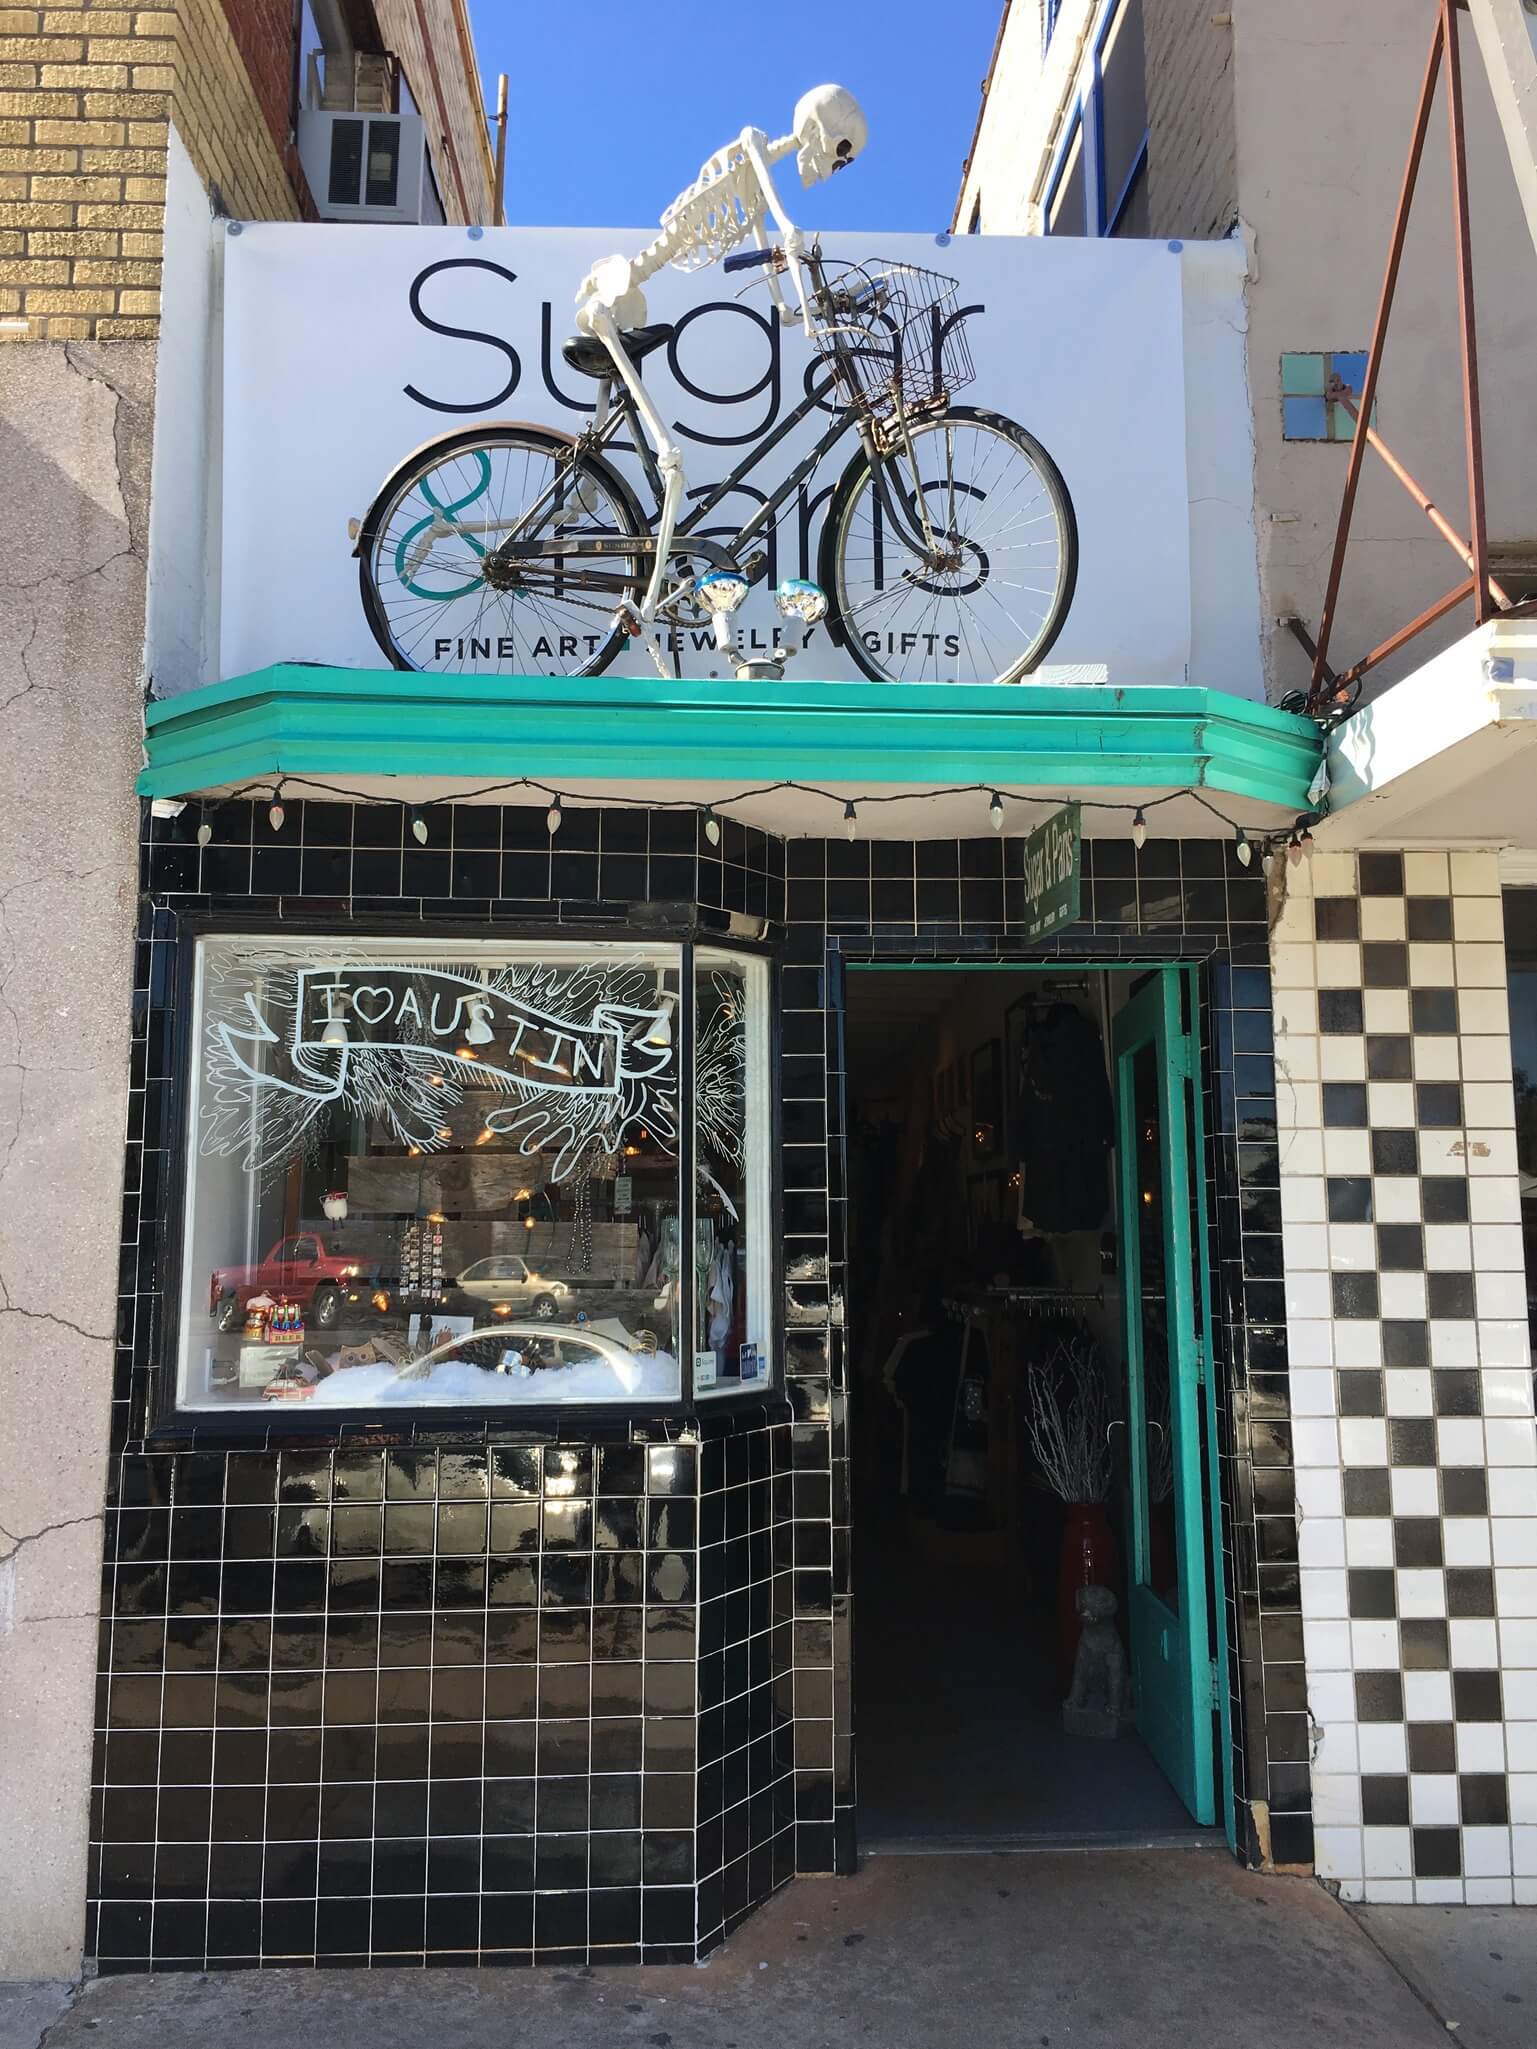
[0,1,296,341]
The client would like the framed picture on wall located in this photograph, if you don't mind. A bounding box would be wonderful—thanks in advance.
[971,1038,1002,1161]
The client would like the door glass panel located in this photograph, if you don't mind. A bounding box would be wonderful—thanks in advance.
[1130,1038,1178,1614]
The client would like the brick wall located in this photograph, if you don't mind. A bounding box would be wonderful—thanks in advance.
[1142,0,1238,240]
[214,0,311,215]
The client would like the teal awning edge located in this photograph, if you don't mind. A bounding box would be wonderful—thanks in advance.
[139,665,1323,813]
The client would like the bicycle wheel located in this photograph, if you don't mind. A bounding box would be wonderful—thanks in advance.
[357,424,648,678]
[822,405,1078,685]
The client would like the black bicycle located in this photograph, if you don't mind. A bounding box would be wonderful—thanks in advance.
[355,245,1079,685]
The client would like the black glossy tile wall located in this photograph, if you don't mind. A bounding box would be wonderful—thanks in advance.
[97,803,1298,1973]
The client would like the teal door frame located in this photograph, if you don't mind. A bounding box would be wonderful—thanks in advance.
[845,958,1234,1847]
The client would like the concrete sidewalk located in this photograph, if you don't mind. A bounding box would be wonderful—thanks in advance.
[3,1848,1509,2049]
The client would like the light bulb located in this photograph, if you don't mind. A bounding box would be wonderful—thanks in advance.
[268,799,285,832]
[843,800,858,842]
[644,993,676,1049]
[411,808,429,845]
[1131,809,1147,852]
[704,809,721,847]
[989,792,1004,833]
[1261,847,1276,875]
[320,1016,348,1049]
[1235,829,1252,868]
[1299,825,1315,857]
[196,817,212,847]
[1286,834,1303,868]
[546,795,563,835]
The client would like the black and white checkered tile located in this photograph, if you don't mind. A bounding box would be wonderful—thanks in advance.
[1275,847,1537,1903]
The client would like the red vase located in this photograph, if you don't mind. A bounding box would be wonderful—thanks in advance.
[1057,1500,1114,1693]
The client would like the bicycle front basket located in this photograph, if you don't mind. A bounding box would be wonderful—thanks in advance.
[809,259,976,423]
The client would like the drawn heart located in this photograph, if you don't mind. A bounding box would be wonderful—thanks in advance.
[347,985,396,1025]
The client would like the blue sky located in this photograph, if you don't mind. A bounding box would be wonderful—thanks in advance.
[465,0,1005,233]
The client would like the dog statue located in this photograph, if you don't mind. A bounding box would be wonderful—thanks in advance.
[1063,1583,1129,1739]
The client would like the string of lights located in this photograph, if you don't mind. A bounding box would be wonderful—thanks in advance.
[178,772,1322,874]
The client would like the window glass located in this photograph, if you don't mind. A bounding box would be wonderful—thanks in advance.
[178,937,684,1409]
[1099,0,1147,230]
[1047,122,1087,237]
[691,951,772,1395]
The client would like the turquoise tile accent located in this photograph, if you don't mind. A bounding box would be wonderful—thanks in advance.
[1283,395,1328,441]
[1332,350,1368,394]
[1281,352,1325,396]
[1329,403,1357,442]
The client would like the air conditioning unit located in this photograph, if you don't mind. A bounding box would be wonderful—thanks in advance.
[298,108,432,223]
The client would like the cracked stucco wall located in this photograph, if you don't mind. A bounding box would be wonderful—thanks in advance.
[0,339,146,1979]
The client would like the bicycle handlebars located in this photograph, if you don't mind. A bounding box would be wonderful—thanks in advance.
[723,246,781,273]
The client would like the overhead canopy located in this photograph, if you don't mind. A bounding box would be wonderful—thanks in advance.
[139,667,1322,841]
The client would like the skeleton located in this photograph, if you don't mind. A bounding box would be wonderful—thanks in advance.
[573,85,868,631]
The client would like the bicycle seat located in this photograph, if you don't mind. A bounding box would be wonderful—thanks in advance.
[561,322,675,379]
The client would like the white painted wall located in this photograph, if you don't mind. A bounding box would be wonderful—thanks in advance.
[1180,238,1262,697]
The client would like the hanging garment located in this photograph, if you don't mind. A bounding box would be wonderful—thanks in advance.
[706,1243,734,1354]
[1014,1004,1116,1233]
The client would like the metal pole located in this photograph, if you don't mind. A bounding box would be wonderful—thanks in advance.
[1441,0,1492,623]
[1308,11,1445,705]
[492,72,508,227]
[1334,576,1476,691]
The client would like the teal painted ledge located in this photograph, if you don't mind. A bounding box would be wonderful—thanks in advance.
[140,666,1322,812]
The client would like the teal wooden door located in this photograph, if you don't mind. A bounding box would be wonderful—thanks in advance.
[1112,973,1216,1825]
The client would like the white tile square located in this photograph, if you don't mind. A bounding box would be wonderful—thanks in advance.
[1307,1670,1356,1725]
[1384,1369,1433,1417]
[1465,1879,1515,1905]
[1442,1520,1492,1569]
[1404,852,1449,893]
[1321,1128,1371,1175]
[1302,1615,1353,1668]
[1363,1877,1417,1902]
[1460,1036,1513,1082]
[1291,1369,1338,1416]
[1490,1471,1537,1516]
[1314,1826,1364,1880]
[1466,1129,1519,1176]
[1464,1827,1513,1879]
[1362,1828,1413,1879]
[1334,1321,1383,1368]
[1340,1417,1388,1466]
[1499,1621,1537,1668]
[1300,1516,1346,1567]
[1391,1468,1441,1515]
[1319,1036,1366,1082]
[1511,1777,1537,1824]
[1372,1178,1422,1224]
[1482,1368,1536,1417]
[1453,894,1505,941]
[1459,986,1511,1033]
[1449,1617,1499,1665]
[1285,1270,1332,1320]
[1358,1722,1409,1772]
[1403,1669,1454,1718]
[1456,1723,1506,1773]
[1416,1879,1467,1904]
[1284,1223,1330,1271]
[1284,1128,1328,1177]
[1465,1082,1518,1129]
[1272,892,1314,945]
[1367,1081,1415,1127]
[1352,1619,1401,1669]
[1278,1081,1323,1130]
[1287,1320,1335,1367]
[1487,1417,1537,1466]
[1409,1773,1459,1824]
[1509,1710,1537,1757]
[1493,1520,1537,1568]
[1296,1468,1344,1519]
[1422,1224,1473,1270]
[1450,849,1500,895]
[1312,849,1356,896]
[1311,1773,1362,1824]
[1457,942,1508,989]
[1293,1418,1341,1467]
[1469,1176,1520,1224]
[1478,1325,1533,1373]
[1379,1272,1428,1319]
[1430,1321,1479,1369]
[1345,1518,1394,1568]
[1317,942,1364,988]
[1282,1177,1327,1224]
[1299,1567,1349,1619]
[1496,1568,1537,1617]
[1396,1568,1447,1618]
[1437,1417,1486,1465]
[1271,942,1316,989]
[1411,1036,1461,1082]
[1328,1224,1376,1271]
[1518,1871,1537,1898]
[1275,1034,1320,1082]
[1472,1224,1525,1271]
[1409,943,1455,987]
[1363,988,1412,1033]
[1274,988,1319,1037]
[1361,896,1406,942]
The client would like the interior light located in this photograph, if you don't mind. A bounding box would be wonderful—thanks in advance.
[475,1127,494,1145]
[644,992,676,1049]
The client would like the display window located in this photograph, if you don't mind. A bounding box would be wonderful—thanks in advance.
[172,934,772,1413]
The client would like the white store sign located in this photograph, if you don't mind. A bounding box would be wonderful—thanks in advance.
[220,225,1194,686]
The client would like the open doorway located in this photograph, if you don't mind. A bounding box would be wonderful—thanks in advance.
[845,963,1229,1852]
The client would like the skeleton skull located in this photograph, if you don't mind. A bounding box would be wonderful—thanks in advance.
[793,84,869,188]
